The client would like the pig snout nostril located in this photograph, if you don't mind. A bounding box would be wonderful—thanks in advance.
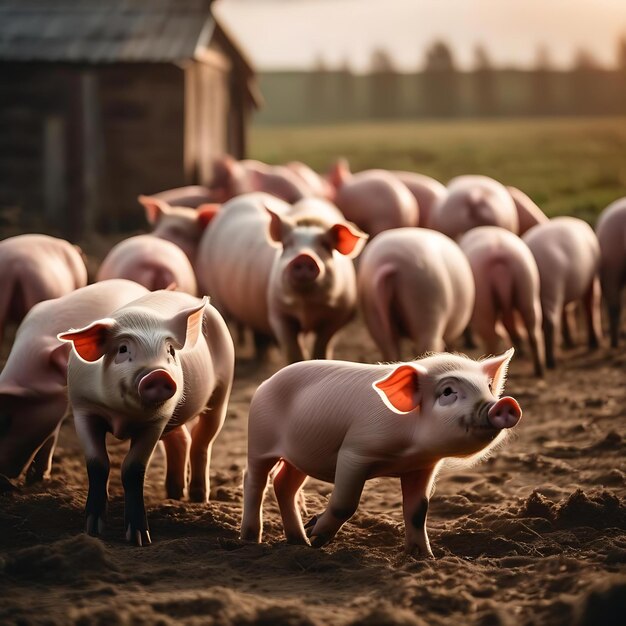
[289,254,320,284]
[487,396,522,430]
[138,370,177,405]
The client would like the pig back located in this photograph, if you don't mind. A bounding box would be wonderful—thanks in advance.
[596,197,626,266]
[196,194,285,334]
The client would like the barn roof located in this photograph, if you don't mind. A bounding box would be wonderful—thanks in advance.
[0,0,252,69]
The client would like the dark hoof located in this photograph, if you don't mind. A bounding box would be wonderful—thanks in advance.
[310,534,330,549]
[126,525,151,547]
[188,487,207,503]
[0,474,19,494]
[240,528,260,542]
[304,514,318,538]
[85,514,105,537]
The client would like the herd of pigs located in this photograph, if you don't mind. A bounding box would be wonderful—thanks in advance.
[0,155,624,559]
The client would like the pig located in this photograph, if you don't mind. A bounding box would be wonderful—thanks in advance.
[138,195,218,261]
[523,217,602,368]
[506,186,549,236]
[208,156,312,204]
[595,197,626,347]
[152,185,215,208]
[286,161,335,200]
[0,234,88,346]
[96,235,198,295]
[240,349,521,556]
[0,280,149,484]
[430,175,519,240]
[391,171,447,228]
[327,160,419,236]
[358,228,475,360]
[58,290,234,546]
[459,226,545,377]
[196,193,368,363]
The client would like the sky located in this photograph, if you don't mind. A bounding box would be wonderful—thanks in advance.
[214,0,626,72]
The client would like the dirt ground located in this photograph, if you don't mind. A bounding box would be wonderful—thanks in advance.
[0,287,625,625]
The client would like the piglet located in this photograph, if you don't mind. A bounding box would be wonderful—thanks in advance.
[138,195,218,261]
[358,228,474,359]
[0,234,88,346]
[0,280,149,484]
[595,197,626,347]
[58,290,234,546]
[523,217,602,368]
[506,186,549,236]
[430,175,519,240]
[241,349,521,556]
[459,226,545,376]
[97,235,198,295]
[391,171,447,228]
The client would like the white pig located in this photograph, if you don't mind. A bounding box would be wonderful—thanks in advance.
[523,217,602,368]
[58,291,234,546]
[0,234,88,346]
[196,193,368,363]
[0,280,149,485]
[358,228,475,360]
[241,349,521,556]
[595,197,626,347]
[459,226,545,377]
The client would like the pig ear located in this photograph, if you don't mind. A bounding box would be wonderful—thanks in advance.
[481,347,515,397]
[328,158,351,190]
[196,204,220,230]
[168,297,208,350]
[372,363,427,414]
[327,222,369,258]
[138,195,171,225]
[265,206,294,245]
[57,319,117,363]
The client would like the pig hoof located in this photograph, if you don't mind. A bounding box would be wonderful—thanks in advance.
[188,487,208,503]
[406,545,434,559]
[310,534,330,549]
[0,474,19,494]
[126,525,151,547]
[85,514,105,537]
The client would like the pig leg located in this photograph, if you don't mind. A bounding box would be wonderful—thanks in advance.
[241,457,279,542]
[162,425,191,500]
[253,331,273,363]
[471,297,502,355]
[306,452,367,548]
[272,461,308,544]
[74,412,110,537]
[583,277,602,350]
[501,309,525,356]
[122,423,166,546]
[401,467,437,558]
[25,425,61,484]
[543,311,561,370]
[270,314,305,363]
[561,306,577,349]
[189,382,231,502]
[311,314,352,360]
[601,270,622,348]
[519,301,545,378]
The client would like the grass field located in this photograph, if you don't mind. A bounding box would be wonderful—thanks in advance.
[250,116,626,224]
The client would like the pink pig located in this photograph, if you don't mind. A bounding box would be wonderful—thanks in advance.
[0,280,149,486]
[0,234,88,346]
[391,171,447,228]
[459,226,545,377]
[196,193,367,363]
[137,195,218,261]
[241,349,521,556]
[358,228,475,360]
[506,186,549,236]
[595,197,626,347]
[328,160,419,236]
[430,175,519,240]
[96,235,198,295]
[286,161,335,200]
[58,290,234,546]
[152,185,215,208]
[523,217,602,368]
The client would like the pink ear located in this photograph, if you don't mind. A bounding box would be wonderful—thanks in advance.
[481,348,515,397]
[167,297,208,349]
[328,158,351,190]
[57,319,117,362]
[328,222,368,257]
[265,206,293,244]
[196,204,220,229]
[372,363,426,414]
[138,195,171,225]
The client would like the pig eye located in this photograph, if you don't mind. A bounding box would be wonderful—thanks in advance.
[168,345,176,358]
[442,387,454,396]
[118,345,128,354]
[438,386,458,406]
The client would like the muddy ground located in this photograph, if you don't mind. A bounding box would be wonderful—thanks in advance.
[0,281,625,625]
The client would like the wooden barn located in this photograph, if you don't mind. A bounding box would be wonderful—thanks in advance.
[0,0,260,236]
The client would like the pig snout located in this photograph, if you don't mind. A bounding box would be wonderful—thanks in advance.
[487,396,522,429]
[138,369,177,405]
[287,253,321,286]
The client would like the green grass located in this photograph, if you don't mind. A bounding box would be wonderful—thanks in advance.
[250,116,626,224]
